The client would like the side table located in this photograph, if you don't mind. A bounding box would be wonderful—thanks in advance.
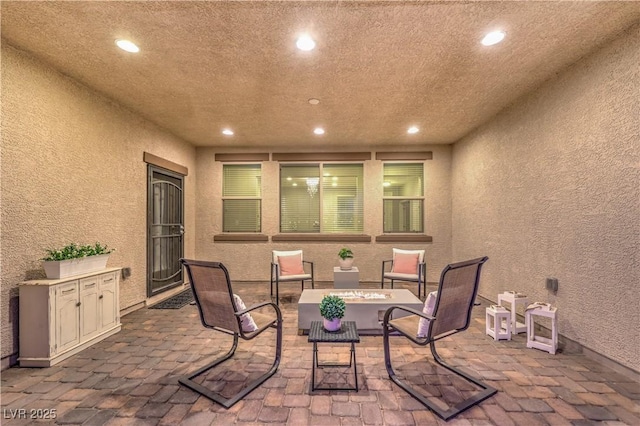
[486,305,511,341]
[308,321,360,391]
[333,267,359,289]
[497,291,528,334]
[526,303,558,354]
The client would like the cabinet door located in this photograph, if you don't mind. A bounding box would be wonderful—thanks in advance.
[55,281,80,354]
[99,272,118,330]
[79,277,99,339]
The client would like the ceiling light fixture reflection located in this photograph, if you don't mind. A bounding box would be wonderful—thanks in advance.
[222,129,234,136]
[481,31,505,46]
[314,127,325,135]
[407,126,419,134]
[296,34,316,51]
[306,177,320,197]
[115,39,140,53]
[383,182,391,187]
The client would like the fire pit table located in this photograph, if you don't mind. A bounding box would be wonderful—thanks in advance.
[298,289,423,335]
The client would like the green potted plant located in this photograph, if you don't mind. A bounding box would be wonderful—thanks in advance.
[42,242,114,279]
[319,295,346,331]
[338,247,354,270]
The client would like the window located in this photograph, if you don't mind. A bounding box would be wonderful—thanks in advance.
[383,163,424,233]
[280,164,363,233]
[222,164,261,232]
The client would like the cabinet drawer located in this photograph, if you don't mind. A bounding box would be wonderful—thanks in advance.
[57,281,79,298]
[99,272,117,287]
[80,276,98,292]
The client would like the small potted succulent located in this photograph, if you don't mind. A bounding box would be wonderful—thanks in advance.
[338,247,354,270]
[319,295,346,332]
[42,242,114,279]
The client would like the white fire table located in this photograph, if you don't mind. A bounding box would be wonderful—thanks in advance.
[298,289,423,335]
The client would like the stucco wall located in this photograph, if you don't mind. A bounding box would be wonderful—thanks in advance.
[195,146,452,284]
[451,25,639,371]
[1,44,197,364]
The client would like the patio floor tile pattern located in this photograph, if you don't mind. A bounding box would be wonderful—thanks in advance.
[1,281,639,425]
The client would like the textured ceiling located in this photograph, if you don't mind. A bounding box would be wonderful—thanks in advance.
[2,1,639,150]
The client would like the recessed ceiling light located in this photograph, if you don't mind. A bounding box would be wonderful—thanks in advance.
[222,129,234,136]
[313,127,325,135]
[481,31,506,46]
[308,98,320,105]
[115,39,140,53]
[407,126,419,134]
[383,181,391,187]
[296,34,316,51]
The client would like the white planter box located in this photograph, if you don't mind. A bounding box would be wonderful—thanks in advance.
[43,254,110,279]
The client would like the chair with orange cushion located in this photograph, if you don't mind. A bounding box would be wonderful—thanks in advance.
[381,248,426,299]
[270,250,314,305]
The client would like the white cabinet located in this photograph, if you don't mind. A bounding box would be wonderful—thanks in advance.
[19,268,121,367]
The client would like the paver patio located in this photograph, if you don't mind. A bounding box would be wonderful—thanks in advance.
[1,281,638,425]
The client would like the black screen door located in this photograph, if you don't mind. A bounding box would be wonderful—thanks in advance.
[147,166,184,297]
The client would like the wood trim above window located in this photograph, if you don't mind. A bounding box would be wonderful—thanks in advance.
[375,234,433,243]
[215,153,270,162]
[272,234,372,243]
[143,152,188,176]
[375,151,433,160]
[214,234,269,242]
[273,152,372,162]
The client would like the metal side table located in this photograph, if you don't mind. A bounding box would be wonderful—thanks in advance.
[308,321,360,391]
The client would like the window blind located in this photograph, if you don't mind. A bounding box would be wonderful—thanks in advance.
[322,164,363,233]
[383,163,424,233]
[280,163,363,233]
[223,164,261,232]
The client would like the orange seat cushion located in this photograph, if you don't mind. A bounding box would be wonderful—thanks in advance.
[393,252,419,274]
[278,254,305,276]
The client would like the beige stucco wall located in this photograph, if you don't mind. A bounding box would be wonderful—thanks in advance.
[195,146,452,284]
[1,44,197,364]
[451,25,639,371]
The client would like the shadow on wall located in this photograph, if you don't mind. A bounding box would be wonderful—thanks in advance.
[10,287,19,355]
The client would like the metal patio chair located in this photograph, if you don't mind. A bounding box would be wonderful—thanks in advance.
[381,248,427,299]
[382,256,495,421]
[270,249,314,305]
[179,258,282,409]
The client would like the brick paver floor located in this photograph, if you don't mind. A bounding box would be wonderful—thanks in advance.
[2,281,639,425]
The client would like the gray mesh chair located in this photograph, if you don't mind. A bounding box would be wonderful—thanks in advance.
[382,256,495,421]
[179,259,282,409]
